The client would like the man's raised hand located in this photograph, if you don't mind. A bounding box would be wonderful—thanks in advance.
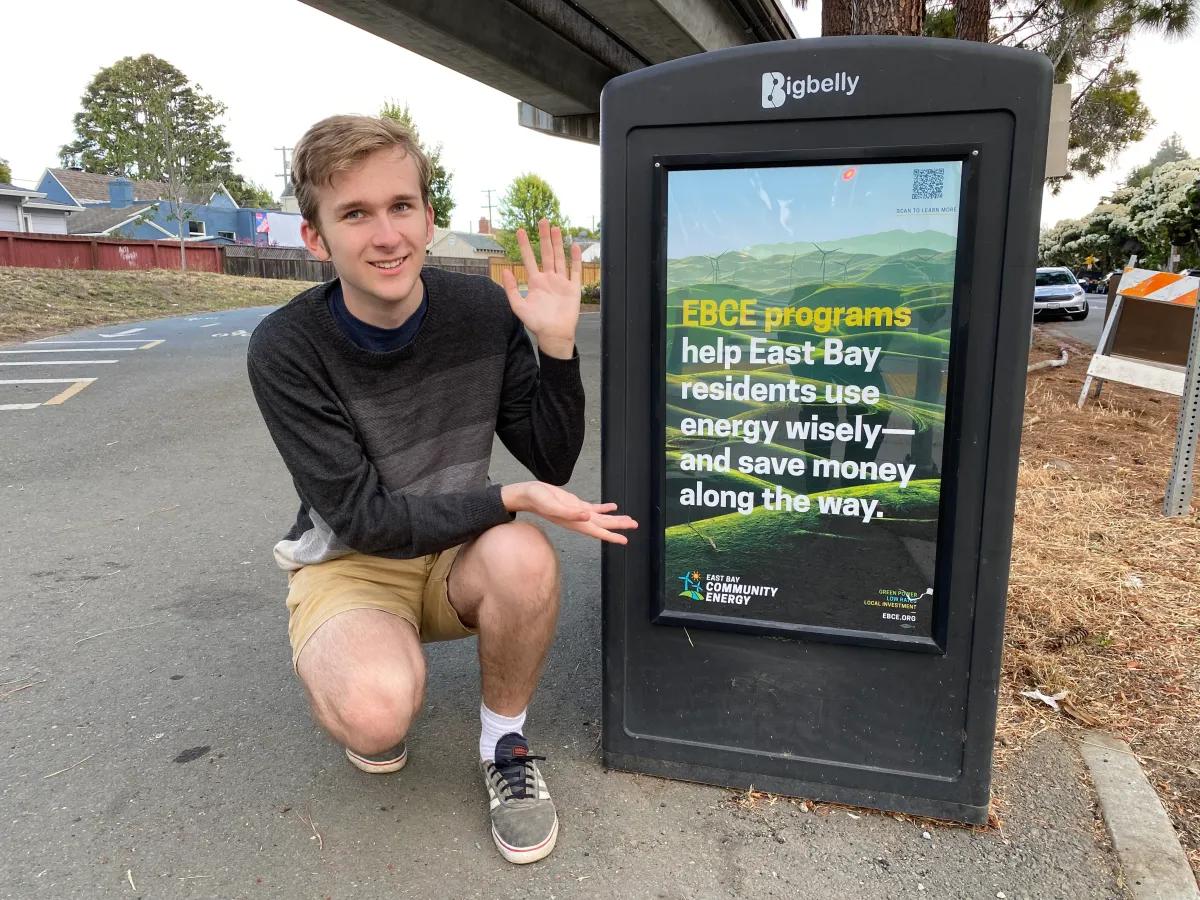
[500,219,582,361]
[501,481,638,545]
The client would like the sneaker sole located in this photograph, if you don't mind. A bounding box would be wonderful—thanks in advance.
[491,815,558,864]
[344,746,408,774]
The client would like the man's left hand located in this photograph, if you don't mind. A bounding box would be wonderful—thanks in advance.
[501,218,582,360]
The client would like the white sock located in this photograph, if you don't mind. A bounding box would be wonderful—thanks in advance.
[480,702,527,761]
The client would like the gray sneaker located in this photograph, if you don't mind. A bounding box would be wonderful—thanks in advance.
[344,741,408,774]
[480,732,558,864]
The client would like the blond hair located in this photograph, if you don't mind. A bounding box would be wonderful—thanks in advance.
[291,115,431,230]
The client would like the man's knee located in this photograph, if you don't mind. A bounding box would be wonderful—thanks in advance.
[307,669,425,754]
[476,521,559,597]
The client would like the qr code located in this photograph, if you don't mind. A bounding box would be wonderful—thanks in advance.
[912,168,945,200]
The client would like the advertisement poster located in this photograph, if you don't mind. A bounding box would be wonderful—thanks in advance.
[662,160,962,638]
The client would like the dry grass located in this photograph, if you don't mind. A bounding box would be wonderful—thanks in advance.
[1002,331,1200,872]
[0,266,313,344]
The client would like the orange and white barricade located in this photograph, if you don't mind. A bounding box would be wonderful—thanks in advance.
[1077,266,1200,515]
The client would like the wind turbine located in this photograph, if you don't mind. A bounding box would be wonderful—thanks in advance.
[811,243,840,284]
[906,250,939,284]
[703,250,734,284]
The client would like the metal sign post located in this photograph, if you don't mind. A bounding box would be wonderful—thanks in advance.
[1164,301,1200,516]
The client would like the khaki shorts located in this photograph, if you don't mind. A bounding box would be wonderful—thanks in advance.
[285,547,477,670]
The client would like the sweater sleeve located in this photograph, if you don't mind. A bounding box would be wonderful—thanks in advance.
[247,348,512,558]
[494,312,586,486]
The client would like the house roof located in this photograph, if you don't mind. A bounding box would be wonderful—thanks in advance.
[0,182,44,198]
[68,202,157,235]
[462,232,504,253]
[23,198,81,212]
[49,169,239,207]
[49,168,169,204]
[430,228,505,255]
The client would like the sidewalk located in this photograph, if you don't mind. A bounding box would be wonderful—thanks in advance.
[0,310,1131,899]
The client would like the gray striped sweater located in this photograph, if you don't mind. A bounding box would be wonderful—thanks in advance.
[246,267,585,569]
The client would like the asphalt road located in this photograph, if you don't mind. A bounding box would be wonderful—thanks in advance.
[1,304,1127,899]
[1035,292,1108,347]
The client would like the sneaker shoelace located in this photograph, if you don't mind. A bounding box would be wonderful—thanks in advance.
[492,750,547,801]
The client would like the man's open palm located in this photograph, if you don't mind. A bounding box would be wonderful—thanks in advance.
[501,219,582,360]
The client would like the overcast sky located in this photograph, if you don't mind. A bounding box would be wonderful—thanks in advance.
[3,2,1196,232]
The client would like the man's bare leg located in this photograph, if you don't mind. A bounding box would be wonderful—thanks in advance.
[447,521,560,716]
[448,520,561,863]
[295,609,426,757]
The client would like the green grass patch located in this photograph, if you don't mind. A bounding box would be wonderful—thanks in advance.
[0,266,312,344]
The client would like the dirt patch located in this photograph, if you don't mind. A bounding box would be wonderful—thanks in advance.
[1002,330,1200,873]
[0,266,313,344]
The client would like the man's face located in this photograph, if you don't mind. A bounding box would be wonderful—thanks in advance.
[301,147,434,314]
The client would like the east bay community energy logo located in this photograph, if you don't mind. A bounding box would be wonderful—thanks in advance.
[761,71,861,108]
[678,570,779,607]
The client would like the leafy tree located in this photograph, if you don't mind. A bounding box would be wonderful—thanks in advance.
[1040,185,1139,269]
[988,0,1192,185]
[1065,67,1153,180]
[1125,133,1190,188]
[1039,218,1086,266]
[379,101,454,227]
[1124,158,1200,268]
[496,174,567,262]
[59,54,234,184]
[0,158,11,184]
[810,0,1195,182]
[221,172,276,209]
[1079,187,1140,270]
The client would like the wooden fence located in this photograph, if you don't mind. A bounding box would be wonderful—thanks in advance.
[0,231,222,273]
[0,232,565,289]
[490,257,600,287]
[222,246,333,282]
[222,246,492,283]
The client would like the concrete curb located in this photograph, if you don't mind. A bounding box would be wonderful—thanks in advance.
[1079,731,1199,899]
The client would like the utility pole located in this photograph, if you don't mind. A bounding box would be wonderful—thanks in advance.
[275,146,293,193]
[481,189,495,231]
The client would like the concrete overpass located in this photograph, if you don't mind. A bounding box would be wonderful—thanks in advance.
[299,0,797,143]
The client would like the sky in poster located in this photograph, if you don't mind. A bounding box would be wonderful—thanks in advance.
[667,161,964,260]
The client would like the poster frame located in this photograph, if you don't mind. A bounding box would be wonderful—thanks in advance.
[648,145,983,653]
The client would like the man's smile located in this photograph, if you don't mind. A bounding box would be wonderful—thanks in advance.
[369,257,406,270]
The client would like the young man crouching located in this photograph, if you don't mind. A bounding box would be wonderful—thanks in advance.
[247,114,635,864]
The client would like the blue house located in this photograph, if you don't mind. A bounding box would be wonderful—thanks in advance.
[35,168,302,246]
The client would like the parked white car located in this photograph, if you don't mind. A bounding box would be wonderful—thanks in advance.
[1034,267,1089,320]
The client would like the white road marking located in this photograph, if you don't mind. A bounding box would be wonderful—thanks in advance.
[28,339,152,345]
[0,348,136,354]
[201,323,220,328]
[0,378,97,384]
[97,328,146,337]
[0,360,119,366]
[0,377,98,410]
